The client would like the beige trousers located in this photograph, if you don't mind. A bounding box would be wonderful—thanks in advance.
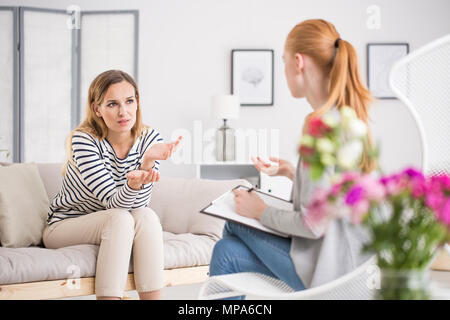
[43,207,164,298]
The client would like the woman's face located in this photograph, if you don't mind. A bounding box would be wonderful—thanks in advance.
[94,81,137,134]
[282,49,306,98]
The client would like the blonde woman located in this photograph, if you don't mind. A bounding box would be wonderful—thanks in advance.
[43,70,181,300]
[210,19,376,295]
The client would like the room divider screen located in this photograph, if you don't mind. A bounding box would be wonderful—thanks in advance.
[79,11,138,121]
[0,6,139,163]
[22,8,73,163]
[0,8,15,163]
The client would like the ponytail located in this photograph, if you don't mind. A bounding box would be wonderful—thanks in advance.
[286,19,377,173]
[325,39,376,173]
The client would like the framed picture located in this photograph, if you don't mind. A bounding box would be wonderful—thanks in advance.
[231,49,274,106]
[367,43,409,99]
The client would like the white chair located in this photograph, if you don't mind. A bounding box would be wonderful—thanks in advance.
[198,34,450,300]
[389,34,450,176]
[390,33,450,265]
[198,256,377,300]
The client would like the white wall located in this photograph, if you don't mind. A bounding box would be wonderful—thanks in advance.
[2,0,449,177]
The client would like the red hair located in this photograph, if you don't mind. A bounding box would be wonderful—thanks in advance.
[285,19,376,173]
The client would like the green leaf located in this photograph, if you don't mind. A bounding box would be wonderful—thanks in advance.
[310,163,325,181]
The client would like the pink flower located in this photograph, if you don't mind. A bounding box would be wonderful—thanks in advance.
[345,185,364,205]
[411,179,427,198]
[311,188,329,202]
[429,175,450,193]
[307,188,331,224]
[403,167,425,180]
[342,171,360,183]
[426,192,445,212]
[425,174,450,228]
[441,175,450,190]
[351,199,370,224]
[330,183,342,196]
[437,199,450,226]
[358,175,386,202]
[382,175,406,196]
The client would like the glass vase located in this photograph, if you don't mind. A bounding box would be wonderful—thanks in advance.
[376,268,431,300]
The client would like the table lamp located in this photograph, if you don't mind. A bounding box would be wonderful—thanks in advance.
[211,95,240,161]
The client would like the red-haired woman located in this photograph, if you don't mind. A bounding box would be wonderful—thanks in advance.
[210,19,376,295]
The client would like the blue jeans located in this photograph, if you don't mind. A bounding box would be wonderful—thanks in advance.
[210,221,305,298]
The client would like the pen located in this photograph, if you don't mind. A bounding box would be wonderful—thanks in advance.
[247,187,254,193]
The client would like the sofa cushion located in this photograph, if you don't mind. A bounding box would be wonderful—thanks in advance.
[0,244,98,285]
[35,163,64,201]
[150,177,250,240]
[0,232,215,285]
[0,163,49,248]
[0,162,63,202]
[163,231,216,269]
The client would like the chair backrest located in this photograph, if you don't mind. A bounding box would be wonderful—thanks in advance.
[389,34,450,175]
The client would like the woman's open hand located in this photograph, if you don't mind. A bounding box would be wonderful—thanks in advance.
[140,136,182,170]
[144,136,182,162]
[126,169,160,190]
[251,156,295,181]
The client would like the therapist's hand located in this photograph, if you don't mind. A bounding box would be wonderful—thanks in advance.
[252,156,295,181]
[232,189,267,220]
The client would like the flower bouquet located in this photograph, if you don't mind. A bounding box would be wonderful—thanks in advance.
[298,106,378,180]
[299,106,449,299]
[307,168,450,299]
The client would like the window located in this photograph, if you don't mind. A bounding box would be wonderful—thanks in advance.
[0,6,139,163]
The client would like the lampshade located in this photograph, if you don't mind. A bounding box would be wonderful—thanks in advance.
[211,95,240,120]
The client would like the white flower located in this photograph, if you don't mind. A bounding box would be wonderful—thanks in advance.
[300,134,314,147]
[337,140,363,170]
[340,106,357,120]
[317,138,335,153]
[347,118,367,138]
[322,110,340,128]
[320,153,336,166]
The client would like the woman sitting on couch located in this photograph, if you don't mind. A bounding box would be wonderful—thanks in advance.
[44,70,181,300]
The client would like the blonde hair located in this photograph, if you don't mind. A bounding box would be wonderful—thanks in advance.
[285,19,376,173]
[62,70,148,175]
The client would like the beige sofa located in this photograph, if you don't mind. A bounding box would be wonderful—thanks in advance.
[0,162,248,299]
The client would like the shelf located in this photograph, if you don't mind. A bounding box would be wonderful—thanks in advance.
[195,163,292,200]
[196,162,253,166]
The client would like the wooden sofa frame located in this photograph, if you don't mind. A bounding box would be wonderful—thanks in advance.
[0,265,209,300]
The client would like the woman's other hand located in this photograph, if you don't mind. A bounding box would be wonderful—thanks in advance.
[145,136,182,161]
[141,136,182,170]
[126,169,160,190]
[251,156,295,181]
[232,189,267,220]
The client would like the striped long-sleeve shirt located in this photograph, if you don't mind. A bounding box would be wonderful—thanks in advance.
[47,128,163,225]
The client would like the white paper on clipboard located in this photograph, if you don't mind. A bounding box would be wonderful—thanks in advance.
[200,185,293,238]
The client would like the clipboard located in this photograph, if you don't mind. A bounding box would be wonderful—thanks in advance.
[199,185,293,238]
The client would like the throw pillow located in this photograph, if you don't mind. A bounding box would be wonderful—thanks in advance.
[0,163,49,247]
